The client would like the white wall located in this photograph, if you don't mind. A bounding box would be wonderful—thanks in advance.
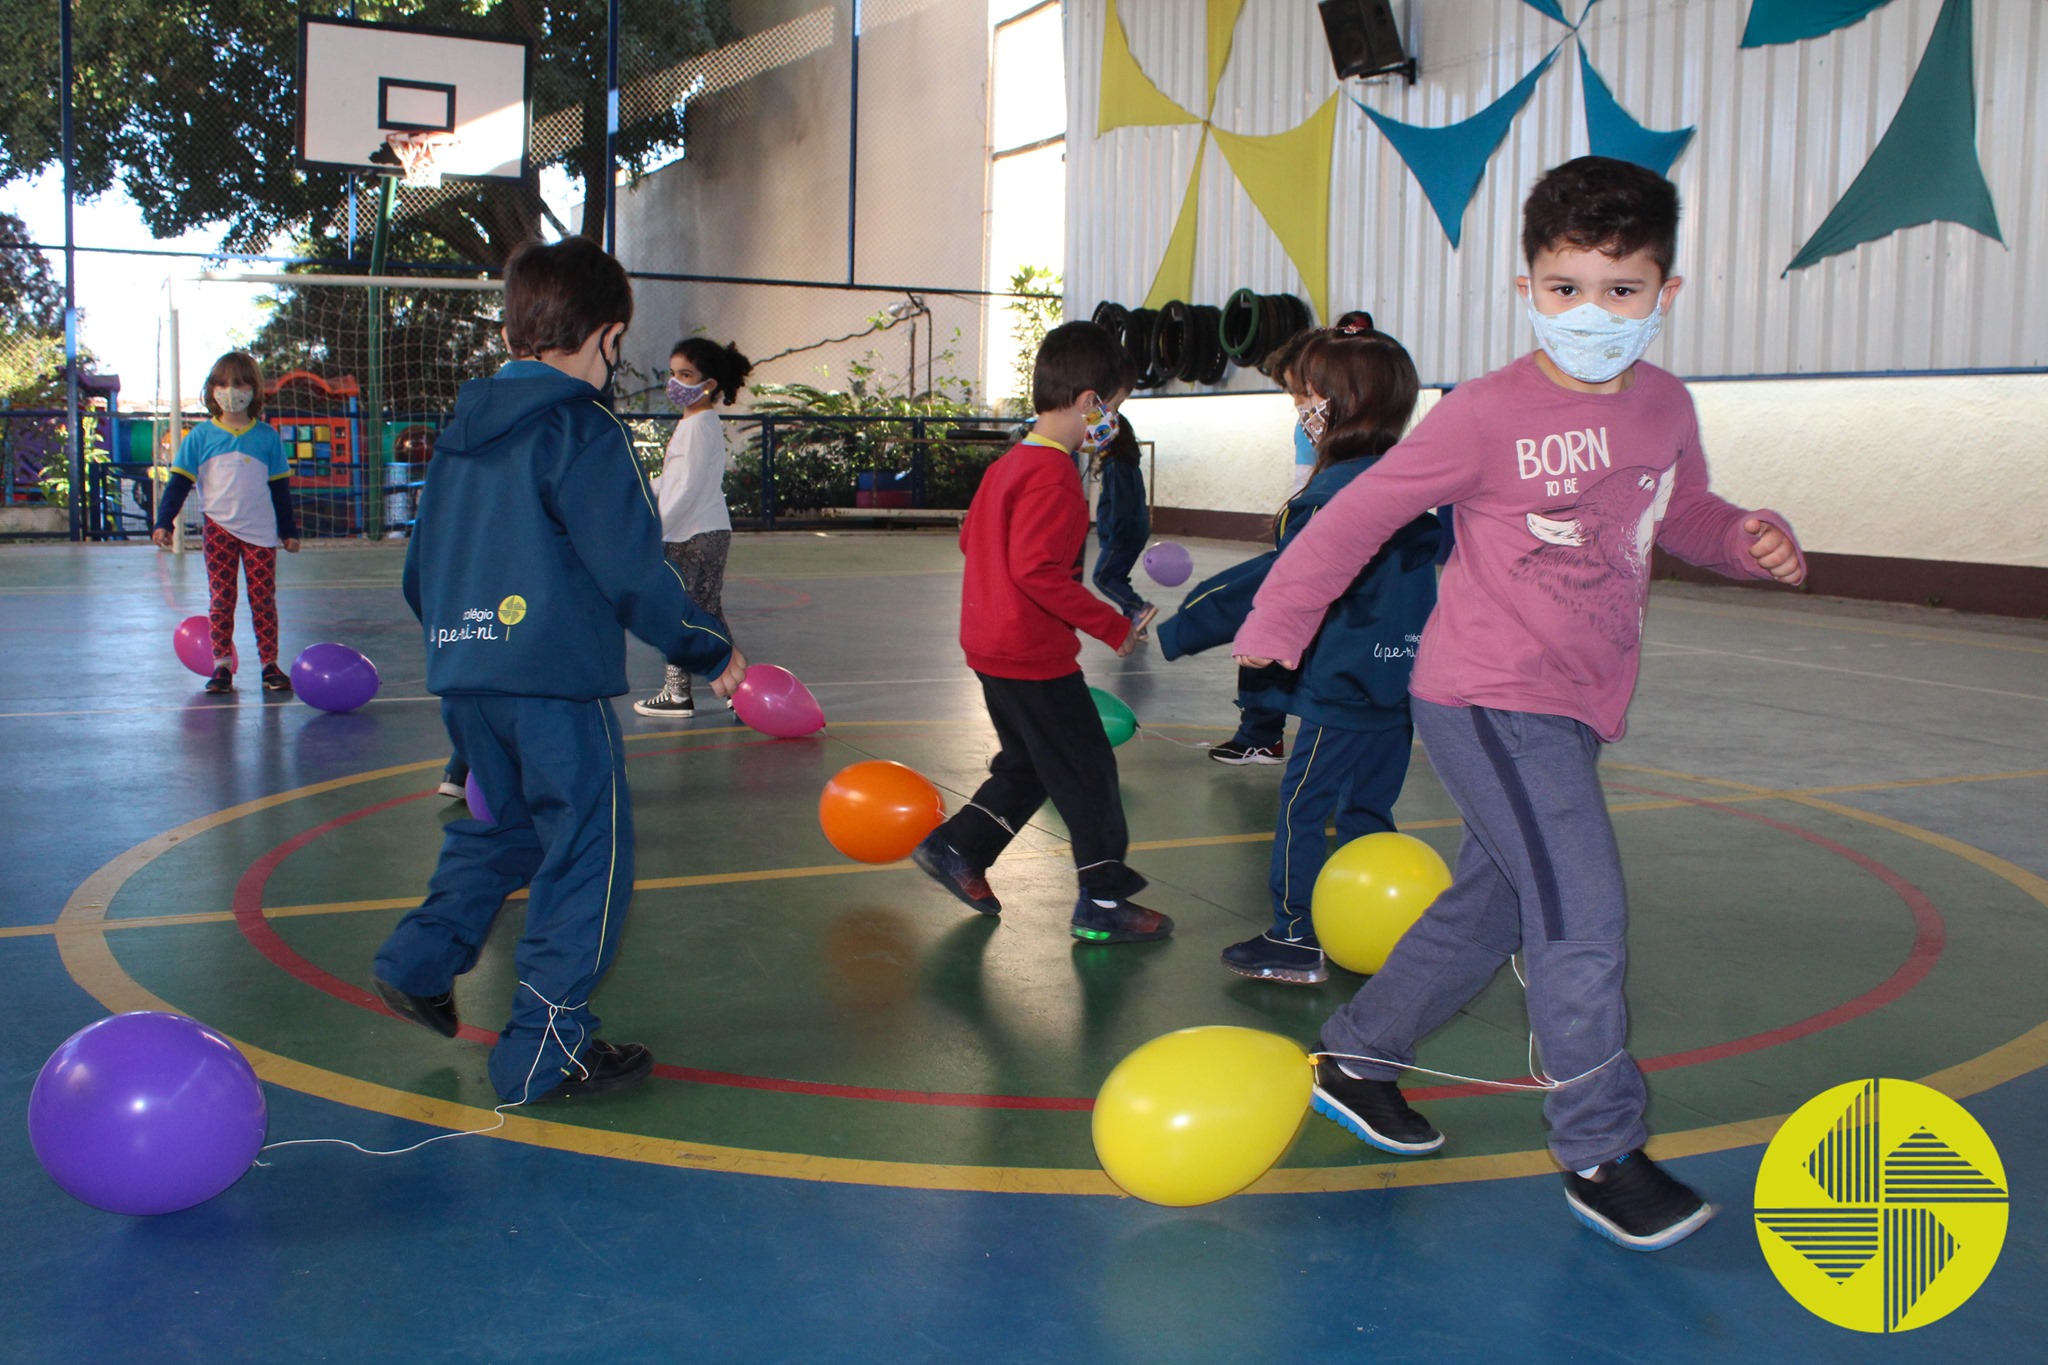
[1130,375,2048,570]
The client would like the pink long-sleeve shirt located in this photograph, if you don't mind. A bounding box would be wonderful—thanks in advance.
[1234,354,1803,741]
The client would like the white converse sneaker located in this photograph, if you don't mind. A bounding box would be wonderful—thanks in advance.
[633,686,695,718]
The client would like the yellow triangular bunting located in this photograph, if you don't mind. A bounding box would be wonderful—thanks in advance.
[1210,94,1340,322]
[1205,0,1248,113]
[1099,0,1200,136]
[1144,141,1207,308]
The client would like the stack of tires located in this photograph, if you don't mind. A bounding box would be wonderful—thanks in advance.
[1091,292,1311,390]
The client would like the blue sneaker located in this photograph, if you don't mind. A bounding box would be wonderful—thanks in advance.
[1221,931,1328,984]
[1071,895,1173,943]
[1562,1151,1713,1251]
[912,833,1001,915]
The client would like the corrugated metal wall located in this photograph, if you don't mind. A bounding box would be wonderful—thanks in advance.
[1067,0,2048,386]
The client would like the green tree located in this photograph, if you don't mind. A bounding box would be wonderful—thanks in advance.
[0,1,736,266]
[0,210,64,400]
[1003,264,1061,418]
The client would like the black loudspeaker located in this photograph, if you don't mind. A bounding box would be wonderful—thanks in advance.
[1318,0,1410,81]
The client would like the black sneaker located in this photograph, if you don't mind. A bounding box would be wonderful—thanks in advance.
[1070,895,1173,943]
[1562,1150,1714,1251]
[261,663,292,692]
[204,666,233,694]
[632,684,694,718]
[1209,738,1283,765]
[544,1039,655,1099]
[373,977,460,1039]
[1221,931,1328,984]
[911,832,1002,915]
[1311,1050,1444,1155]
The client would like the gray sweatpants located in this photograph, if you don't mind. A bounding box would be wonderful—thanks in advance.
[1320,698,1648,1170]
[661,530,731,697]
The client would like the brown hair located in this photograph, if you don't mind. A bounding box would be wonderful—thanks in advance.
[1032,321,1132,414]
[202,351,266,421]
[503,237,635,359]
[1521,155,1680,278]
[1277,329,1419,536]
[1257,324,1315,386]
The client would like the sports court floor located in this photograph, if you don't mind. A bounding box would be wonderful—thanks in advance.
[3,533,2043,1362]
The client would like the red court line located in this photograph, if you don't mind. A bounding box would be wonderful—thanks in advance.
[1404,787,1945,1102]
[226,777,1943,1113]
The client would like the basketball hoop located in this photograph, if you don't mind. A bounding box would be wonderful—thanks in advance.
[381,132,458,188]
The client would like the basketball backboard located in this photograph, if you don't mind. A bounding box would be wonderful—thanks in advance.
[297,17,532,183]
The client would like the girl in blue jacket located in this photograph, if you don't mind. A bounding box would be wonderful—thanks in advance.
[1090,412,1156,639]
[1157,328,1444,984]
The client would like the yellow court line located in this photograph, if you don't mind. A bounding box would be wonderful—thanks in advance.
[1653,596,2048,656]
[46,751,2048,1196]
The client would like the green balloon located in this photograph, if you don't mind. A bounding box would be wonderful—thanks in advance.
[1089,686,1138,747]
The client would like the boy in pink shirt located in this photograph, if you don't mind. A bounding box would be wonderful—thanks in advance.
[1234,157,1805,1251]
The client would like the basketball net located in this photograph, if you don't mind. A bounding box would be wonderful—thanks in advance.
[384,132,458,189]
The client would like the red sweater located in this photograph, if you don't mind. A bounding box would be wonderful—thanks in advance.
[958,436,1132,678]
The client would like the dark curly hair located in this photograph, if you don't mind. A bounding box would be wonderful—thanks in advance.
[1521,156,1680,278]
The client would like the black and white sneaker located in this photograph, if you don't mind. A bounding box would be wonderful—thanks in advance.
[1209,739,1284,765]
[204,666,234,695]
[1562,1151,1713,1251]
[1311,1049,1444,1154]
[633,685,694,718]
[544,1039,656,1099]
[1221,931,1329,984]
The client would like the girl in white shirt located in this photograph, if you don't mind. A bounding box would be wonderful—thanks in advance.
[635,337,754,717]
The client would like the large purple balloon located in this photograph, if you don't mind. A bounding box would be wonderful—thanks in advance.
[292,642,381,713]
[172,614,236,677]
[1143,541,1194,587]
[29,1012,267,1216]
[464,770,492,823]
[731,663,825,738]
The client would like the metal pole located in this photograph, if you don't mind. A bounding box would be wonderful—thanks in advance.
[167,277,186,554]
[846,0,861,284]
[60,0,82,542]
[365,175,395,540]
[605,0,620,254]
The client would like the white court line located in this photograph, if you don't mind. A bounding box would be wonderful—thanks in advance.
[0,696,440,720]
[1652,641,2048,702]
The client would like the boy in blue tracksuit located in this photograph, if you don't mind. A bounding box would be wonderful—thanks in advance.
[1158,328,1445,984]
[373,237,746,1104]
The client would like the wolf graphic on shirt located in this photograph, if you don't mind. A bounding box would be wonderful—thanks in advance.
[1508,464,1676,649]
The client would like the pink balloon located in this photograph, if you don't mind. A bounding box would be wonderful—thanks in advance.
[731,664,825,738]
[172,615,236,677]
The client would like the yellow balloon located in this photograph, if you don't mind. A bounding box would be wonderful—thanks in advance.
[1310,831,1452,975]
[1092,1027,1312,1206]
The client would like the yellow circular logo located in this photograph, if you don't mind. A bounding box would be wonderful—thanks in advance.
[497,595,527,626]
[1755,1079,2007,1334]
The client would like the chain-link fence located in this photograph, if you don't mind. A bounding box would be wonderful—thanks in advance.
[2,0,1058,539]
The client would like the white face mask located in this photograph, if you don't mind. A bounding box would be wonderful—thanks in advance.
[1295,397,1330,446]
[1524,299,1664,384]
[213,385,254,415]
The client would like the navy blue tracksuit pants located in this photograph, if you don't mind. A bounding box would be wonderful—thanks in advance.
[375,694,633,1102]
[1091,534,1148,616]
[1267,719,1411,939]
[1319,698,1648,1171]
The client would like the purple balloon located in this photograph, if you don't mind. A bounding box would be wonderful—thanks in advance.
[292,642,381,713]
[1143,541,1194,587]
[172,615,236,677]
[464,770,492,823]
[29,1012,267,1216]
[731,663,826,738]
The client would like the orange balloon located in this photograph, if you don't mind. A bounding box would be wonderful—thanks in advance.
[818,760,947,864]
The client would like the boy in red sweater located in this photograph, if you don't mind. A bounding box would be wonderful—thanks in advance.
[912,322,1171,943]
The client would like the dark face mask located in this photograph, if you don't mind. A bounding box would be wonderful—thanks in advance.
[600,328,624,405]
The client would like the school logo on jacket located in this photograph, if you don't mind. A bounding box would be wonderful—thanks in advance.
[435,594,529,648]
[1755,1078,2007,1333]
[499,594,528,638]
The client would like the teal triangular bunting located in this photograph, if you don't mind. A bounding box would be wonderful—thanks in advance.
[1362,45,1561,249]
[1785,0,2001,273]
[1518,0,1571,24]
[1579,47,1693,175]
[1742,0,1897,49]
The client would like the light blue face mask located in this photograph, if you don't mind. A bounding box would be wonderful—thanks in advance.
[1525,298,1664,384]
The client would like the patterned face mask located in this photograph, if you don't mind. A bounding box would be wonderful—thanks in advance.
[668,376,713,408]
[1295,397,1330,446]
[1082,404,1120,453]
[1525,298,1664,384]
[213,385,253,415]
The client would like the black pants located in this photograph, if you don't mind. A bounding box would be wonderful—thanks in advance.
[938,670,1146,899]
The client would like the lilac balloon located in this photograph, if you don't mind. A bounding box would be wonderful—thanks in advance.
[292,642,381,713]
[29,1012,267,1216]
[731,663,826,738]
[1143,541,1194,587]
[173,615,236,677]
[464,770,492,823]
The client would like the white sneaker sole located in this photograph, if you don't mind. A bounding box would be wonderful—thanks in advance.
[1209,750,1284,766]
[632,700,695,718]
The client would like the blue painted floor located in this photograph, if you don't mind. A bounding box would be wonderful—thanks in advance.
[3,537,2044,1362]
